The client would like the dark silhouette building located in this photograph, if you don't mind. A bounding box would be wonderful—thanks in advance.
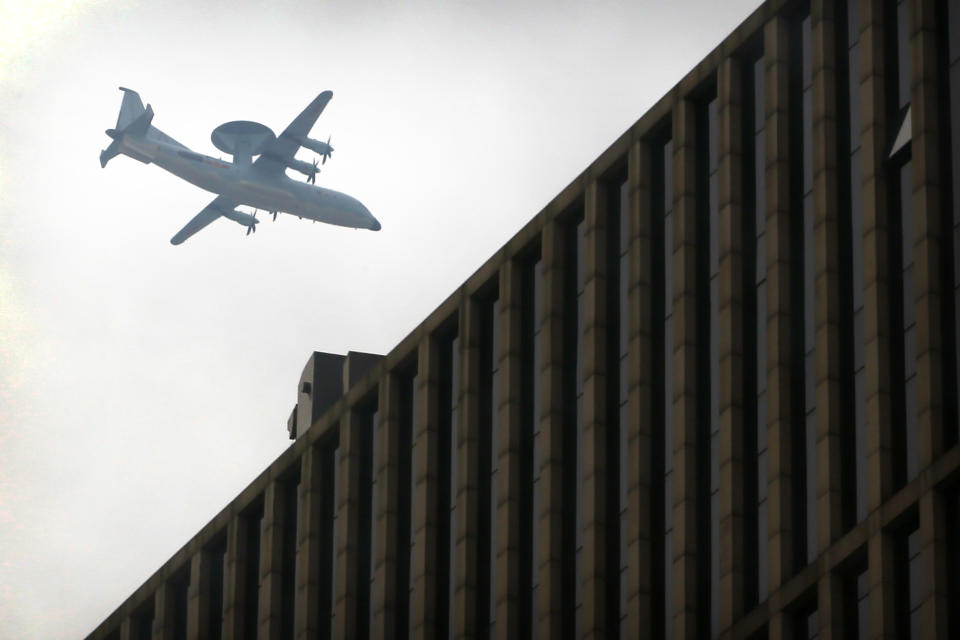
[88,0,960,637]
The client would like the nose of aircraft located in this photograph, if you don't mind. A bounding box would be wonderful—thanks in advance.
[355,200,380,231]
[346,194,380,231]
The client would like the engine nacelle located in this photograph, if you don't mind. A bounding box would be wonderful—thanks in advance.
[221,208,258,228]
[285,157,318,178]
[297,136,333,156]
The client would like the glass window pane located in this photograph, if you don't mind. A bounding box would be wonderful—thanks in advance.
[803,89,814,193]
[950,0,960,64]
[664,141,673,215]
[847,0,860,49]
[620,180,630,252]
[855,363,867,521]
[851,150,864,308]
[806,411,817,562]
[754,57,765,131]
[708,98,719,172]
[758,432,768,501]
[758,499,768,601]
[755,131,767,237]
[951,63,960,210]
[897,0,910,109]
[849,44,861,151]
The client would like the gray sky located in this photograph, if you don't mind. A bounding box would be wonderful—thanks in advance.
[0,1,761,636]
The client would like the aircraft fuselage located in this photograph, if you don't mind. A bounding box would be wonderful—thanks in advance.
[120,133,379,230]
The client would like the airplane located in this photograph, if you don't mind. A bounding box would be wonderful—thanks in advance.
[100,87,380,244]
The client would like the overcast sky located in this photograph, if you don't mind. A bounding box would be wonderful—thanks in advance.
[0,1,761,636]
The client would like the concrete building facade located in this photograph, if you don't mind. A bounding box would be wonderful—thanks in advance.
[88,0,960,637]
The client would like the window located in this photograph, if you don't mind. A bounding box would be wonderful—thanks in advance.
[436,333,456,640]
[887,0,918,486]
[800,12,818,564]
[573,218,585,638]
[941,0,960,449]
[705,93,720,636]
[842,0,869,525]
[397,373,414,639]
[280,475,299,640]
[366,408,379,637]
[615,178,629,635]
[447,338,460,639]
[894,524,923,638]
[744,52,768,606]
[488,298,501,636]
[651,136,674,638]
[519,262,536,637]
[531,260,543,638]
[321,443,338,639]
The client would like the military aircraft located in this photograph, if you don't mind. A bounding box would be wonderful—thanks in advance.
[100,87,380,244]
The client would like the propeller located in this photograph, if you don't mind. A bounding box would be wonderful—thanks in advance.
[246,210,258,236]
[271,210,278,222]
[307,158,319,184]
[321,135,334,165]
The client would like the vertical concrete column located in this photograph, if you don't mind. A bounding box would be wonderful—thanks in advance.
[671,96,702,639]
[623,138,652,638]
[859,2,898,638]
[152,582,175,640]
[186,551,212,640]
[817,571,848,640]
[866,531,898,639]
[222,514,249,639]
[810,0,847,561]
[910,0,947,466]
[861,0,896,513]
[764,15,799,603]
[371,372,401,639]
[454,298,482,639]
[411,336,441,639]
[258,480,286,640]
[911,3,950,634]
[716,56,746,635]
[494,259,524,639]
[333,408,369,639]
[535,218,567,639]
[809,5,850,638]
[119,617,133,640]
[581,179,609,637]
[811,3,855,637]
[916,490,949,635]
[295,444,322,639]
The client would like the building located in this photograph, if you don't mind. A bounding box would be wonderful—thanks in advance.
[87,0,960,637]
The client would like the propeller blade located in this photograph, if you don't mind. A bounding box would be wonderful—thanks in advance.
[246,225,252,236]
[322,135,333,164]
[272,211,278,222]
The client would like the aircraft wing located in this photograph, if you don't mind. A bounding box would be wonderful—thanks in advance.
[253,91,333,177]
[170,195,233,245]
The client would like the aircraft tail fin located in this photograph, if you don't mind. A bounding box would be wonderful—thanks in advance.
[115,87,145,129]
[100,140,122,168]
[101,87,186,167]
[124,104,154,137]
[101,87,155,167]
